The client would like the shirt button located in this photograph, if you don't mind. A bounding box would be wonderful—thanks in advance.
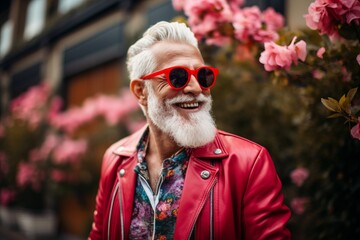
[119,169,125,177]
[200,170,210,179]
[214,148,222,155]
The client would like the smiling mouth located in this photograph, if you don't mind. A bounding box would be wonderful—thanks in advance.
[176,102,201,110]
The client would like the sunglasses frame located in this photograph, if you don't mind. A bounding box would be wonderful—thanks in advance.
[141,66,219,90]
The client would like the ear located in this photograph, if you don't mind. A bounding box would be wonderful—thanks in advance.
[130,79,148,106]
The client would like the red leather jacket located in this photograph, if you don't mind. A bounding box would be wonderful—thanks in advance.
[89,127,291,240]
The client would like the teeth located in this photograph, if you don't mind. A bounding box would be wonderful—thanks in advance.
[179,102,199,108]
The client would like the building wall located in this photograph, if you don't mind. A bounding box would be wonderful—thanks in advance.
[0,0,312,114]
[0,0,177,114]
[286,0,313,29]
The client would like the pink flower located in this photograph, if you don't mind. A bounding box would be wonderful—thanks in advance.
[291,197,309,215]
[233,6,262,43]
[16,162,41,191]
[357,53,360,66]
[259,37,307,71]
[253,29,279,43]
[51,107,88,134]
[228,0,245,12]
[52,138,87,164]
[205,31,232,46]
[259,42,292,71]
[317,47,326,58]
[96,90,139,126]
[10,84,49,129]
[233,6,283,43]
[336,0,360,25]
[290,167,310,187]
[262,7,285,31]
[304,0,339,36]
[341,66,352,82]
[312,69,325,79]
[350,118,360,140]
[51,169,68,182]
[47,96,63,124]
[184,0,233,43]
[172,0,186,11]
[51,90,139,133]
[288,37,307,63]
[0,189,16,206]
[304,0,360,36]
[30,133,60,162]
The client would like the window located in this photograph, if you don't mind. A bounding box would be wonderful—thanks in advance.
[58,0,86,14]
[23,0,46,40]
[0,20,12,57]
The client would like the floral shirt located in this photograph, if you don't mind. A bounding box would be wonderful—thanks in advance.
[129,129,190,240]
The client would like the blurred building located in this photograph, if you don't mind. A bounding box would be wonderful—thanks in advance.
[0,0,311,118]
[0,0,180,118]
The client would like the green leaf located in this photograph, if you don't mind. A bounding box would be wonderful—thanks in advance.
[339,95,352,115]
[339,95,346,106]
[327,113,343,119]
[321,98,341,112]
[347,87,358,102]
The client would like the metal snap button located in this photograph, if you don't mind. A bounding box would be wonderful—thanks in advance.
[200,170,210,179]
[119,169,125,177]
[214,148,222,155]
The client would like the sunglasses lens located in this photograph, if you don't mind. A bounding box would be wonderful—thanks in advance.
[197,68,215,89]
[169,68,188,89]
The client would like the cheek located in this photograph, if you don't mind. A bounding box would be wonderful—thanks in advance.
[202,89,211,96]
[155,85,178,100]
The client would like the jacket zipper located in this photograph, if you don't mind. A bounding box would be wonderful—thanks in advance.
[210,187,214,240]
[108,182,120,240]
[188,180,217,240]
[118,175,125,240]
[210,160,215,240]
[189,160,216,240]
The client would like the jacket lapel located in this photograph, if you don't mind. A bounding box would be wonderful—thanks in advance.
[173,156,219,240]
[174,131,228,239]
[116,155,137,240]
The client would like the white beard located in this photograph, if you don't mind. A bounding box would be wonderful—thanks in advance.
[146,85,217,148]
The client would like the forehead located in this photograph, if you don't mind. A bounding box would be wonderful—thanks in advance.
[150,41,204,69]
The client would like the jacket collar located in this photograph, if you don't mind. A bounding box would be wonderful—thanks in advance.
[113,125,229,160]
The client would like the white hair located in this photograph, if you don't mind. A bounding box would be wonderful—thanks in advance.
[126,21,199,80]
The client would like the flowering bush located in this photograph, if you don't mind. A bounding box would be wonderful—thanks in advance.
[173,0,360,239]
[0,84,142,211]
[0,84,67,210]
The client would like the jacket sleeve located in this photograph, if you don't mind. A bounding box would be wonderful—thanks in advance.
[242,147,291,240]
[88,147,118,240]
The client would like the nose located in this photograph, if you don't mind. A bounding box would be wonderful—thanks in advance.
[183,74,202,95]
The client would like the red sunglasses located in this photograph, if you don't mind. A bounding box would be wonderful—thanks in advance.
[141,66,219,90]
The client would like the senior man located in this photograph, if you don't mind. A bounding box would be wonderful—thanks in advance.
[89,21,291,240]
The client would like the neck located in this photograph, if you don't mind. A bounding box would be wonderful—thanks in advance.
[147,122,182,162]
[145,122,182,192]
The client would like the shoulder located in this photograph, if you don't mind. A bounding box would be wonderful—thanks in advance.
[214,129,274,171]
[100,125,146,176]
[217,129,266,155]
